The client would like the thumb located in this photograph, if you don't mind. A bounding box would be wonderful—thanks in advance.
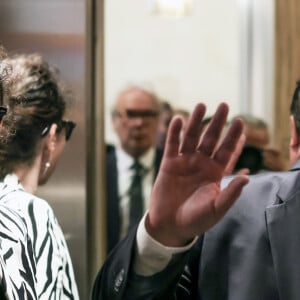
[215,175,249,217]
[236,168,250,175]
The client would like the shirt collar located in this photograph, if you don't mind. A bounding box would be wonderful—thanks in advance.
[116,147,156,172]
[2,173,25,192]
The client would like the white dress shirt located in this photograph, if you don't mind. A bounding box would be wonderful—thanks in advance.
[115,147,156,238]
[133,213,198,276]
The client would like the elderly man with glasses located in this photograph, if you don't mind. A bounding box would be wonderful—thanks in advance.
[106,85,163,253]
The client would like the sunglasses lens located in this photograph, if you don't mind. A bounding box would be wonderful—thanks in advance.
[66,126,72,140]
[63,121,76,141]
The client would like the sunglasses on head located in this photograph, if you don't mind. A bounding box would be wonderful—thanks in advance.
[41,120,76,141]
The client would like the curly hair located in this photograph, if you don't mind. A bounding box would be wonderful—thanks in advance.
[0,46,12,106]
[0,53,68,178]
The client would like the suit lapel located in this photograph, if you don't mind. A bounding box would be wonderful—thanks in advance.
[266,164,300,299]
[154,148,163,179]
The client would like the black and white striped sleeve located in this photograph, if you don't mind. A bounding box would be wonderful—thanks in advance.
[0,204,38,300]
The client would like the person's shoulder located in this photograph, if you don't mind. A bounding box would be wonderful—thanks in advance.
[26,194,56,218]
[3,189,54,217]
[106,144,117,161]
[154,147,164,162]
[155,147,164,156]
[106,144,116,154]
[0,204,28,236]
[224,169,298,188]
[225,170,300,207]
[247,169,300,189]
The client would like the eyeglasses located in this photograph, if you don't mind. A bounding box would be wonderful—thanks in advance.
[0,106,7,122]
[0,108,76,141]
[57,120,76,141]
[115,109,159,120]
[41,120,76,141]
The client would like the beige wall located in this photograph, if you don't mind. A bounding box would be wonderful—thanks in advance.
[274,0,300,167]
[104,0,241,144]
[104,1,276,147]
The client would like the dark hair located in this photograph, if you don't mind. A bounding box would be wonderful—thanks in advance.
[290,80,300,134]
[0,54,67,178]
[234,145,264,174]
[160,101,173,113]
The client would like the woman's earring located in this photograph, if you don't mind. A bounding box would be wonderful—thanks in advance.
[43,161,51,175]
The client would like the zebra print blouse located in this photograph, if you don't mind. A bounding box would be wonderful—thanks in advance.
[0,204,37,300]
[0,174,79,299]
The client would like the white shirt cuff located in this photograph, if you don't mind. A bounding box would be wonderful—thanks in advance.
[133,213,198,276]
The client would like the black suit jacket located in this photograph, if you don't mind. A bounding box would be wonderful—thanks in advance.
[93,160,300,300]
[105,145,163,254]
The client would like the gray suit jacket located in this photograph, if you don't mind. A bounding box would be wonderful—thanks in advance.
[92,160,300,300]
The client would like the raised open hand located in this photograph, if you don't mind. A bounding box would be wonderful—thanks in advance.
[146,103,249,247]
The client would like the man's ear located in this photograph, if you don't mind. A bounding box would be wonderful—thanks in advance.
[290,115,299,147]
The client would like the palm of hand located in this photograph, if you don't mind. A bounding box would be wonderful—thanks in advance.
[147,103,249,247]
[150,152,224,245]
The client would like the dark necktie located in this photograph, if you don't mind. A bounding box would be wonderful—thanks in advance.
[128,160,144,231]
